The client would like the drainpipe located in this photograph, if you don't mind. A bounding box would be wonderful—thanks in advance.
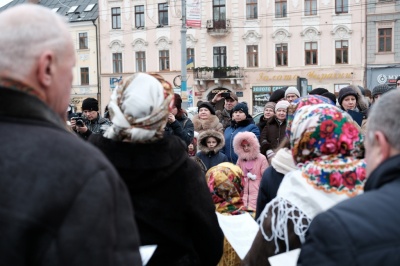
[364,0,368,89]
[92,19,101,112]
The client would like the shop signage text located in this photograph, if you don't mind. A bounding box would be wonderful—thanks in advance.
[257,71,353,82]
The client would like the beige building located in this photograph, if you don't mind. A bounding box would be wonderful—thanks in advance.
[98,0,366,114]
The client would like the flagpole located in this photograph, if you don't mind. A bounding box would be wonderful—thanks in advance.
[180,0,187,96]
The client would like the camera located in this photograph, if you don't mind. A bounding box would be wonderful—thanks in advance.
[221,92,230,98]
[71,117,85,127]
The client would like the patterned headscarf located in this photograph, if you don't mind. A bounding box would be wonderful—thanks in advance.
[290,104,366,196]
[206,162,245,215]
[286,94,334,138]
[103,73,173,143]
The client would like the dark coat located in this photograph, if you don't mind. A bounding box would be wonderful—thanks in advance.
[298,154,400,266]
[260,116,287,156]
[76,114,111,140]
[89,134,224,266]
[257,115,268,134]
[0,87,142,266]
[222,118,260,163]
[164,114,194,146]
[255,166,285,220]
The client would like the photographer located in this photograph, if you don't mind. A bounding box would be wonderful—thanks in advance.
[71,98,111,140]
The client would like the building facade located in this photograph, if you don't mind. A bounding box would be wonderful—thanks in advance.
[366,0,400,90]
[0,0,101,113]
[98,0,366,114]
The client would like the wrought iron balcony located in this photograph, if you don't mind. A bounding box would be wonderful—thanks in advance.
[206,19,231,37]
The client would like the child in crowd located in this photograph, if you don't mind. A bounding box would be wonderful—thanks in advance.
[196,130,228,171]
[233,131,269,211]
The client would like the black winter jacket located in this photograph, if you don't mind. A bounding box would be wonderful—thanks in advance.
[298,154,400,266]
[89,134,224,266]
[0,87,142,266]
[164,114,194,146]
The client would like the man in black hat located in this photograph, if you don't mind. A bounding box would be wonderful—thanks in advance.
[71,97,111,140]
[210,91,239,130]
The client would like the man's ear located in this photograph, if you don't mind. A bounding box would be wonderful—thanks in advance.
[374,131,392,161]
[37,51,54,89]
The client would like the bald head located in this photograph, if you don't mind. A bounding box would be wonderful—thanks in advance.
[0,4,75,118]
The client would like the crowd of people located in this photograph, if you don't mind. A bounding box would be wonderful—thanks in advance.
[2,4,400,266]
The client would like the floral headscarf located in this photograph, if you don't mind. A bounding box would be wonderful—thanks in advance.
[103,73,173,143]
[206,162,245,215]
[286,94,334,138]
[290,104,366,196]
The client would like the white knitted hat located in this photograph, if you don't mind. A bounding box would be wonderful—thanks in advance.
[275,100,290,112]
[285,86,300,98]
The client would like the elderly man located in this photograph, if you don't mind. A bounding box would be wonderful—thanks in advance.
[297,90,400,266]
[210,91,238,130]
[0,4,141,265]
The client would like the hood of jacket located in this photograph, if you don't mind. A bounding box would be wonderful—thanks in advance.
[198,130,225,154]
[232,131,260,161]
[192,114,221,132]
[89,134,188,190]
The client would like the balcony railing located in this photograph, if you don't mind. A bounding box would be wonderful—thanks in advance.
[193,66,244,80]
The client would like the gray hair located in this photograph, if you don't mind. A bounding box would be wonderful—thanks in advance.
[367,90,400,151]
[0,4,71,80]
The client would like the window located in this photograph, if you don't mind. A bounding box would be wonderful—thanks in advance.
[275,0,287,18]
[67,5,78,13]
[113,53,122,73]
[305,42,318,65]
[378,28,392,52]
[305,0,317,15]
[80,68,89,85]
[135,5,145,28]
[158,3,168,26]
[187,48,195,69]
[159,50,170,71]
[246,0,257,19]
[213,46,227,78]
[111,7,121,29]
[135,51,146,72]
[276,43,288,66]
[335,40,348,64]
[335,0,348,14]
[213,0,226,29]
[84,4,96,11]
[79,32,88,49]
[247,45,258,67]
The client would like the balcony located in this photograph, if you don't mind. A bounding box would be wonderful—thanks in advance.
[193,66,244,90]
[206,19,231,37]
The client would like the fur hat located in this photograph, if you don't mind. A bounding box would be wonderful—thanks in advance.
[285,86,300,98]
[198,101,216,115]
[232,102,249,116]
[264,102,276,111]
[338,87,358,109]
[309,88,328,95]
[82,98,99,111]
[233,131,260,161]
[321,92,336,105]
[372,84,393,98]
[275,100,290,112]
[269,89,286,103]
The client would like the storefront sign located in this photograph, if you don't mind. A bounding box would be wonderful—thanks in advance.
[257,71,353,82]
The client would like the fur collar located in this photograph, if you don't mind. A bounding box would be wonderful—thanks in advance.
[233,131,261,161]
[198,130,225,153]
[192,115,221,132]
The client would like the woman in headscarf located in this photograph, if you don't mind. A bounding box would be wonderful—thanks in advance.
[243,103,367,265]
[89,73,223,266]
[206,162,250,266]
